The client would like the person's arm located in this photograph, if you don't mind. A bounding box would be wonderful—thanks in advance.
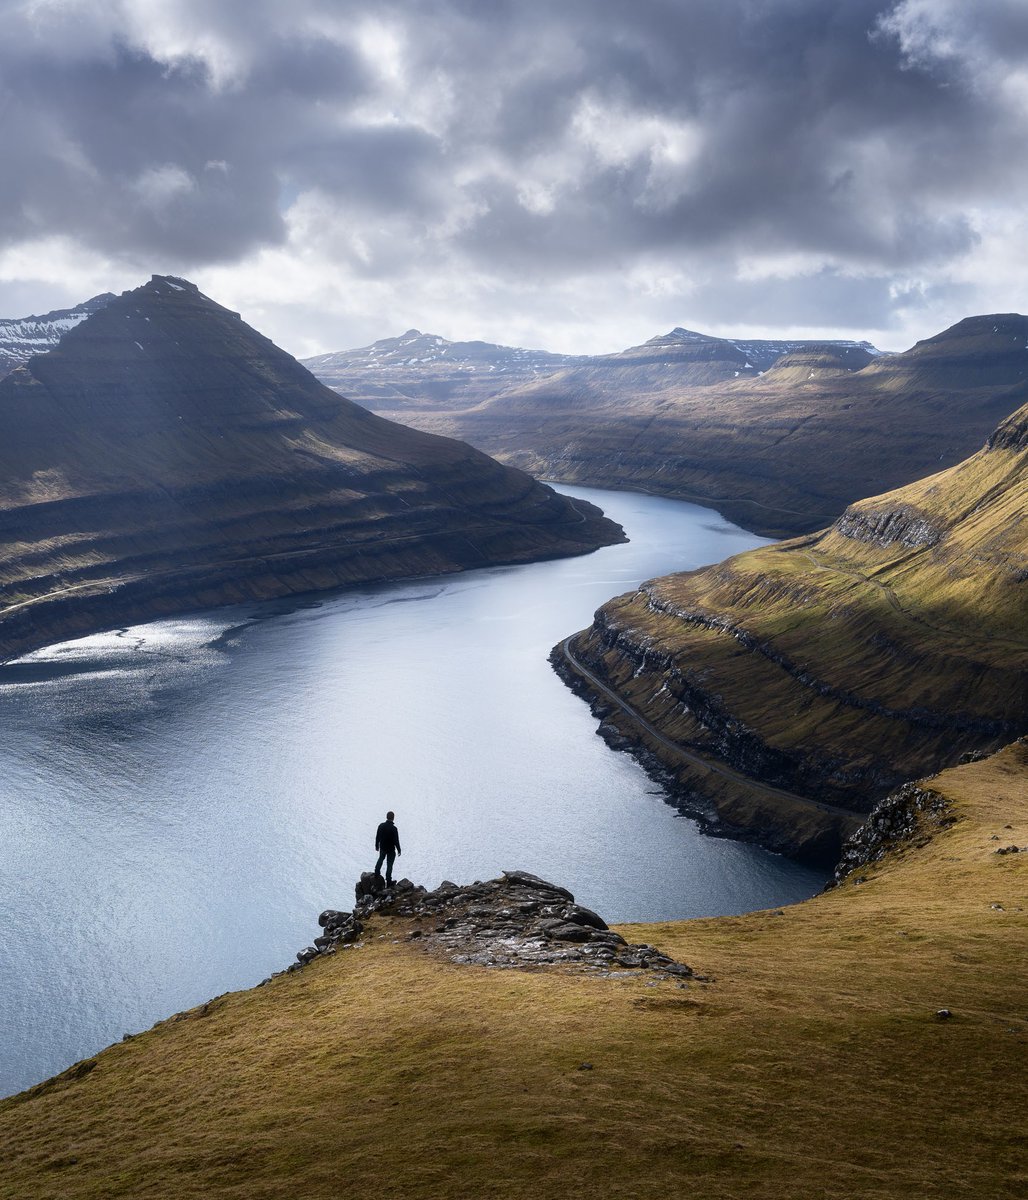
[375,824,381,851]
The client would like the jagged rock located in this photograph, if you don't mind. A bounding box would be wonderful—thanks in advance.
[355,872,386,901]
[502,870,575,901]
[545,923,594,943]
[832,784,953,884]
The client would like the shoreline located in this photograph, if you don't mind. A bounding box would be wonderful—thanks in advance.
[551,631,863,865]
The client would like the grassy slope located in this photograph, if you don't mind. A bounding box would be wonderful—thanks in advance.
[570,412,1027,826]
[1,744,1024,1200]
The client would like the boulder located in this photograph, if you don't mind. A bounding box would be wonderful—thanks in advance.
[355,872,386,901]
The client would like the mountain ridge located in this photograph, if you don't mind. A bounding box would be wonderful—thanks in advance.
[0,276,622,661]
[398,312,1028,537]
[303,328,583,411]
[0,293,115,378]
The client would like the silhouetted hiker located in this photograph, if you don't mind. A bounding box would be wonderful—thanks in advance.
[374,811,401,886]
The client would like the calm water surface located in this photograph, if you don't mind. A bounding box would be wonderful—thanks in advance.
[0,486,827,1095]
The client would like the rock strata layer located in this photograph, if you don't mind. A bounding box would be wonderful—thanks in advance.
[0,276,622,660]
[280,871,695,979]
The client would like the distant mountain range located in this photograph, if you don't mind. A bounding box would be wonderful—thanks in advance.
[301,326,885,411]
[0,277,621,661]
[10,291,1027,544]
[353,315,1028,537]
[303,329,582,411]
[0,293,115,377]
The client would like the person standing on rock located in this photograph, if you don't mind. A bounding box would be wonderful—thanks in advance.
[374,811,401,886]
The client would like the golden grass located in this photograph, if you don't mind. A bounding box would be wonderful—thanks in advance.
[1,744,1025,1200]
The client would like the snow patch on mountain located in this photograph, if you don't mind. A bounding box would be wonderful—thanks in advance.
[0,294,116,376]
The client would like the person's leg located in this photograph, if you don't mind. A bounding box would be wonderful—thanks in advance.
[385,850,396,884]
[375,849,387,876]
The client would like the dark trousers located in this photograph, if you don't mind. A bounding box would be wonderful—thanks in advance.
[375,849,396,881]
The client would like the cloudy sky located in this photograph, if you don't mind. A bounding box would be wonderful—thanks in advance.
[1,0,1026,356]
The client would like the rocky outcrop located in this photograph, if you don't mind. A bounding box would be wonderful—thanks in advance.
[279,872,695,979]
[833,503,942,549]
[988,404,1028,453]
[830,783,955,884]
[0,277,623,660]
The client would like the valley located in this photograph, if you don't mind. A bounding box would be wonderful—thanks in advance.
[310,317,1028,537]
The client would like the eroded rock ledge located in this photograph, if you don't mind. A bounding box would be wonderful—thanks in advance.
[278,871,695,981]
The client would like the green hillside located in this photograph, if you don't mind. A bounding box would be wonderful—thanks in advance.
[557,402,1028,859]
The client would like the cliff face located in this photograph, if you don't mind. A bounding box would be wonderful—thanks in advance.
[392,315,1028,538]
[0,277,622,660]
[556,406,1028,861]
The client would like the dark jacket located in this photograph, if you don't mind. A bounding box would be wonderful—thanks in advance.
[375,820,400,854]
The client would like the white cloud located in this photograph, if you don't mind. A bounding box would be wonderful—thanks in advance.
[1,0,1027,356]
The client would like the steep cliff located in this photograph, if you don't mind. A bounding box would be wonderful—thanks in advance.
[556,405,1028,860]
[0,277,622,660]
[404,315,1028,537]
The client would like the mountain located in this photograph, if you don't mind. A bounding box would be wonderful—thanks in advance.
[303,328,582,411]
[0,277,622,662]
[554,401,1028,861]
[0,293,115,377]
[2,742,1024,1198]
[390,315,1028,538]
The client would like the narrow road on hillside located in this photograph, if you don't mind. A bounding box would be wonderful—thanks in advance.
[560,634,863,823]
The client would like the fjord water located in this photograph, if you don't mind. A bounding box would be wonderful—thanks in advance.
[0,486,827,1095]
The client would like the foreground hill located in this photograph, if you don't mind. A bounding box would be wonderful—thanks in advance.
[1,743,1024,1199]
[403,315,1028,537]
[0,277,622,661]
[303,328,582,411]
[0,293,114,378]
[555,403,1028,860]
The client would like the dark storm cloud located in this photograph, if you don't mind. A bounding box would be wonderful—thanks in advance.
[0,0,1024,329]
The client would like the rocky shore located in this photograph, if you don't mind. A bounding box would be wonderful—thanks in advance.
[275,871,697,981]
